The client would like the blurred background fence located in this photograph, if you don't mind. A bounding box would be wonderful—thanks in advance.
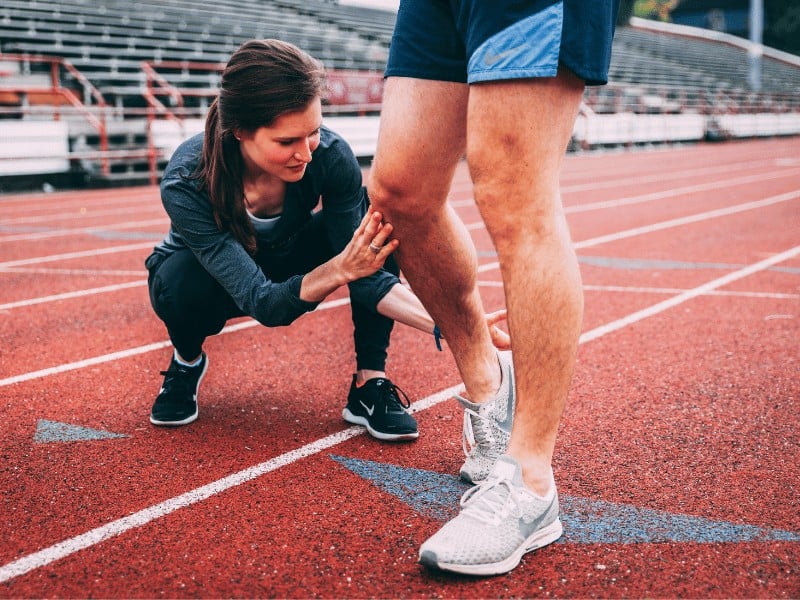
[1,0,798,191]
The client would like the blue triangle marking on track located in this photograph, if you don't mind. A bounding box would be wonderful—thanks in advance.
[332,454,463,521]
[330,455,800,545]
[33,419,129,443]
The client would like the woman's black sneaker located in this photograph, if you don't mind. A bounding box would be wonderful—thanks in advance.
[150,353,208,426]
[342,376,419,441]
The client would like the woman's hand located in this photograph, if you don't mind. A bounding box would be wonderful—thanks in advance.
[336,209,399,282]
[299,209,398,303]
[486,309,511,350]
[375,283,512,351]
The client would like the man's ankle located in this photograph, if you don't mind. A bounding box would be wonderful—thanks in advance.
[463,351,502,404]
[508,452,556,497]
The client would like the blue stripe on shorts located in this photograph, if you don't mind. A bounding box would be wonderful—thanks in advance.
[385,0,616,86]
[467,2,563,84]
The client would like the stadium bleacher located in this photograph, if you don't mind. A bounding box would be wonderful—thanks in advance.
[1,0,391,101]
[611,24,800,95]
[0,1,798,188]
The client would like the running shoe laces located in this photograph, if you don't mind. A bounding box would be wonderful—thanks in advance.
[462,407,502,458]
[160,363,201,398]
[460,478,519,525]
[150,353,207,426]
[342,376,418,441]
[458,351,515,483]
[379,379,411,412]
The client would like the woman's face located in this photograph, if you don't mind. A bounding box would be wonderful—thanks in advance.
[238,98,323,182]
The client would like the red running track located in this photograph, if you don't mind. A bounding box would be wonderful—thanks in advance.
[0,137,798,598]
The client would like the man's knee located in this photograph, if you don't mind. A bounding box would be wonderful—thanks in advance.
[471,172,562,251]
[369,174,430,222]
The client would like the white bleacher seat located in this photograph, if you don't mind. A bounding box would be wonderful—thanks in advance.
[0,121,70,175]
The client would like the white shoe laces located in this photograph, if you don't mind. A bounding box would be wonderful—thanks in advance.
[459,478,520,525]
[462,406,500,459]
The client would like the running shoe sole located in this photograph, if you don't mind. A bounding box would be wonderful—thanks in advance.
[419,518,563,576]
[342,408,419,441]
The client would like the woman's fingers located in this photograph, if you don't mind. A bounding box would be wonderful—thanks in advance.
[363,211,395,254]
[486,309,511,350]
[486,309,507,327]
[339,210,400,281]
[356,209,377,237]
[490,326,511,350]
[375,237,399,260]
[371,221,393,248]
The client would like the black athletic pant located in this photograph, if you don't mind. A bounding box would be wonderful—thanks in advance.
[146,211,396,371]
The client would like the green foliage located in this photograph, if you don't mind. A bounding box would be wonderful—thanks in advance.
[617,0,636,25]
[618,0,799,56]
[765,0,800,55]
[633,0,679,21]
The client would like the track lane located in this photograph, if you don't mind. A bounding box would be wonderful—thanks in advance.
[1,138,798,597]
[3,191,796,383]
[2,244,796,584]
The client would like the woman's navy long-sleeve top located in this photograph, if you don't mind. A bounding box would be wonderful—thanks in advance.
[149,126,399,327]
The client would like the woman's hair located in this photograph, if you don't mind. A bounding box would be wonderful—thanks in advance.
[194,39,326,254]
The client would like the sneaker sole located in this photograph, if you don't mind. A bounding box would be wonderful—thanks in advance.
[342,408,419,442]
[419,518,563,576]
[150,412,199,427]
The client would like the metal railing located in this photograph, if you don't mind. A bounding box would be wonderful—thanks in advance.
[0,53,111,176]
[1,52,798,186]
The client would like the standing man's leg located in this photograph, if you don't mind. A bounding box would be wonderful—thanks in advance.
[415,71,587,575]
[369,0,526,487]
[374,69,585,575]
[466,70,586,496]
[371,0,617,577]
[369,78,504,407]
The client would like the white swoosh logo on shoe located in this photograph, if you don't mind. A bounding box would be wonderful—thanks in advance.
[359,401,375,416]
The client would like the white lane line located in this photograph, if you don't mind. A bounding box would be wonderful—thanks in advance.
[478,280,800,300]
[573,190,800,250]
[0,425,370,584]
[0,281,146,311]
[0,247,797,583]
[0,241,156,269]
[462,173,798,227]
[472,189,798,272]
[0,298,350,388]
[561,161,796,194]
[564,170,797,214]
[448,189,800,272]
[0,267,144,276]
[0,189,155,211]
[475,191,798,277]
[0,218,168,243]
[449,161,798,208]
[579,246,800,344]
[0,204,164,227]
[582,285,800,300]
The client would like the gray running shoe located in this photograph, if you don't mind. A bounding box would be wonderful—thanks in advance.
[419,455,562,576]
[457,351,515,483]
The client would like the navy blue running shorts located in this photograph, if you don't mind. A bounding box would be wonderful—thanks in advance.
[385,0,618,86]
